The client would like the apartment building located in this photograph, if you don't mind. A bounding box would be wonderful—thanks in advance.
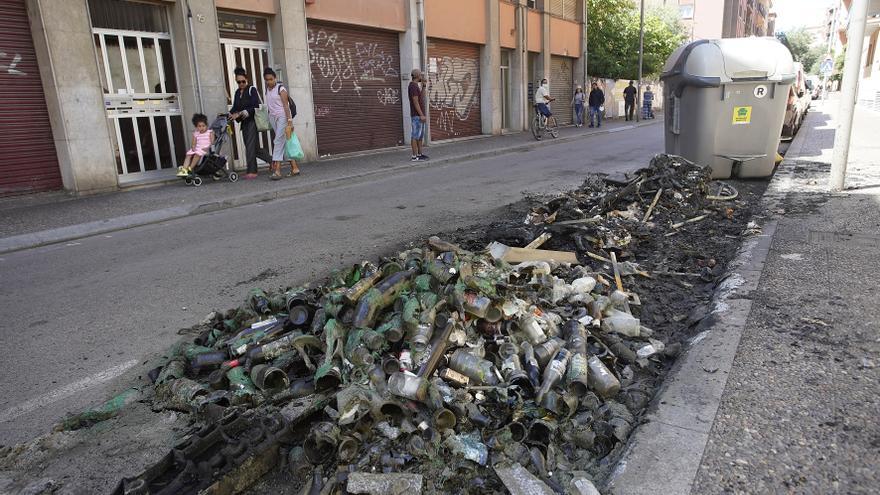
[648,0,773,40]
[0,0,586,196]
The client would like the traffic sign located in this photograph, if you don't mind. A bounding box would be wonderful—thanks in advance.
[820,58,834,76]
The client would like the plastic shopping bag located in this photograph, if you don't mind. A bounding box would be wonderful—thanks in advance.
[284,133,305,161]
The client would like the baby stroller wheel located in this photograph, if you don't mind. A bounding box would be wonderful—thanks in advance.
[184,177,193,186]
[192,176,203,187]
[212,172,222,181]
[228,172,239,182]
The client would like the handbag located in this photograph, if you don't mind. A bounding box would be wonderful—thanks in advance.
[254,105,271,132]
[284,133,305,161]
[249,86,271,132]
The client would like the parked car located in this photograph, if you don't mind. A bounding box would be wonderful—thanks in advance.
[805,75,822,99]
[782,63,811,140]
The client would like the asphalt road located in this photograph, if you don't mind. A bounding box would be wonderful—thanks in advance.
[0,124,663,444]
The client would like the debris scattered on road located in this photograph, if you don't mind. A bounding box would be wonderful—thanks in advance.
[88,154,766,494]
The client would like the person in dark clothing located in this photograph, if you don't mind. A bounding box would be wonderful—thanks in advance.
[228,67,272,179]
[623,80,637,121]
[588,82,605,128]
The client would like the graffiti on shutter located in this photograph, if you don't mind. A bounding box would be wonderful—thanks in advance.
[307,23,404,155]
[429,56,479,135]
[308,27,399,98]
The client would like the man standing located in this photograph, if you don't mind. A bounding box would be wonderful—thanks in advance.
[408,69,429,161]
[623,80,637,121]
[534,78,555,119]
[588,82,605,128]
[642,86,655,119]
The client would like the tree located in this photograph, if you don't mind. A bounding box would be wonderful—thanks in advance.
[777,27,824,74]
[587,0,687,80]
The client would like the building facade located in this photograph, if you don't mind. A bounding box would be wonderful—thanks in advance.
[652,0,773,41]
[0,0,587,196]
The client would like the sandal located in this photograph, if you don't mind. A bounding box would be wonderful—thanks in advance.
[287,168,301,177]
[270,172,283,181]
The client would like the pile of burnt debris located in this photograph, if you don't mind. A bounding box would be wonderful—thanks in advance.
[105,154,752,495]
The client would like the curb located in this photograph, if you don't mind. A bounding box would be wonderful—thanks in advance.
[0,120,661,255]
[605,128,810,494]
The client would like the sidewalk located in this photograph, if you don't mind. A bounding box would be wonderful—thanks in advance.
[0,118,659,254]
[690,101,880,492]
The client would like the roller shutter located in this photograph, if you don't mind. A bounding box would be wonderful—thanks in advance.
[427,38,482,141]
[551,56,574,125]
[0,0,62,196]
[307,22,404,156]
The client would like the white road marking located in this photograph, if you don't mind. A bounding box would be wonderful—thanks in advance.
[0,359,138,423]
[65,242,82,246]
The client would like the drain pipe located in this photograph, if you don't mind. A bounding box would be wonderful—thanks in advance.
[186,0,204,113]
[415,0,429,144]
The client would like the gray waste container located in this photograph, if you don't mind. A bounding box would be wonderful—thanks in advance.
[661,37,795,179]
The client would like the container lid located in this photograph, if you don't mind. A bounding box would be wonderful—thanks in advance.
[662,37,795,84]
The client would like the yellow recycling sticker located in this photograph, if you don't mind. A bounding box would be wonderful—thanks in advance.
[732,106,752,125]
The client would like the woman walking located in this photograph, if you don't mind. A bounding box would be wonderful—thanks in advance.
[263,67,300,180]
[571,86,585,127]
[228,67,272,180]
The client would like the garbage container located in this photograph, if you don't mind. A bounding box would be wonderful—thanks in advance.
[661,37,795,179]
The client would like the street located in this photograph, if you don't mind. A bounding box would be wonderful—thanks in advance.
[0,124,663,445]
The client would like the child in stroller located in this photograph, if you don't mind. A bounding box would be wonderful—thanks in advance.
[179,113,239,186]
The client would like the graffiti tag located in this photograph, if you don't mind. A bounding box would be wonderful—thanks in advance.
[0,52,25,76]
[377,87,400,106]
[307,29,400,94]
[428,56,479,133]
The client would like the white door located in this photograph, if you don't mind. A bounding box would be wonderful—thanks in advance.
[93,28,184,180]
[220,39,273,170]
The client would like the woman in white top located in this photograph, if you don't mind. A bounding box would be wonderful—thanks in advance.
[263,67,301,180]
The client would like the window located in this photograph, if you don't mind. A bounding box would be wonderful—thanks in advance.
[680,5,694,19]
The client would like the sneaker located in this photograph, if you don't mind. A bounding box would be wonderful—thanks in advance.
[176,167,188,177]
[411,155,419,162]
[588,124,594,128]
[417,154,430,161]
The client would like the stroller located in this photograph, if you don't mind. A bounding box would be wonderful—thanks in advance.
[182,114,238,186]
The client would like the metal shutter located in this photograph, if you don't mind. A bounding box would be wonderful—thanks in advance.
[427,38,482,141]
[0,0,62,196]
[551,56,574,125]
[307,22,404,156]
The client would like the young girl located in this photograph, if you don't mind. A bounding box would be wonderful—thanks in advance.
[177,113,213,177]
[571,86,586,127]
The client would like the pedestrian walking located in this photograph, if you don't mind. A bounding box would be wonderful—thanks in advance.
[228,67,272,180]
[409,69,429,162]
[623,80,637,121]
[642,86,655,119]
[572,86,585,127]
[588,82,605,128]
[263,67,300,180]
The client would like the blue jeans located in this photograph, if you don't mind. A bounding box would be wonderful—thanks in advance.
[536,103,552,117]
[574,103,584,125]
[589,106,602,126]
[411,116,425,140]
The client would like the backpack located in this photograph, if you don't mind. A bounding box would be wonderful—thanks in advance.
[278,84,297,119]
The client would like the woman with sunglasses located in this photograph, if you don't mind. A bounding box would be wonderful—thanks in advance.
[229,67,272,179]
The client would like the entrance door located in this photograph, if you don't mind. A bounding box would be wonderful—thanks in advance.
[220,40,272,170]
[93,29,184,179]
[218,11,273,170]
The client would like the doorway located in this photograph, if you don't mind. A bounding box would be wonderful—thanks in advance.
[218,12,273,170]
[89,0,184,180]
